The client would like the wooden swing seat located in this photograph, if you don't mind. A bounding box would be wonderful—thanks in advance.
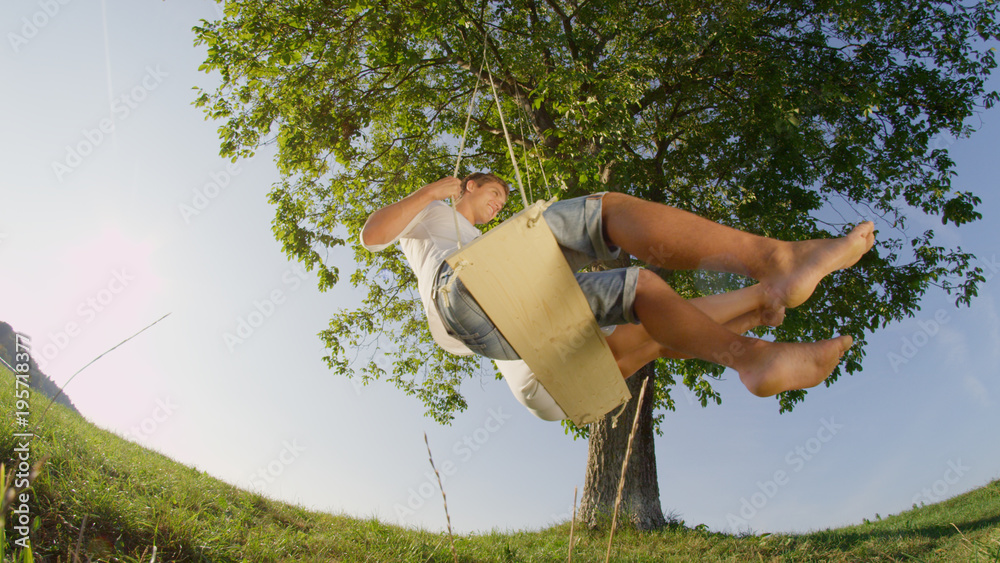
[446,198,631,425]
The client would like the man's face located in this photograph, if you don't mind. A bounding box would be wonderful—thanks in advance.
[465,180,508,224]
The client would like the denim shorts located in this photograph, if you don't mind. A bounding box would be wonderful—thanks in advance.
[433,193,641,361]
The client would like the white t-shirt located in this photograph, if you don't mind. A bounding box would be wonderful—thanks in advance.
[360,201,481,356]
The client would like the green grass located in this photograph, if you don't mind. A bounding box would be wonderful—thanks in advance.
[2,363,998,562]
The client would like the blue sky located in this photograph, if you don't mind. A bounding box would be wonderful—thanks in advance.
[2,0,998,537]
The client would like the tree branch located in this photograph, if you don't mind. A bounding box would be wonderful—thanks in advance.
[542,0,581,62]
[471,116,536,149]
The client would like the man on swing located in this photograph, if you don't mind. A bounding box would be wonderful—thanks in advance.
[361,173,875,417]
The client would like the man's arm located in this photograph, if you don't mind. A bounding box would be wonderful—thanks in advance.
[360,176,463,247]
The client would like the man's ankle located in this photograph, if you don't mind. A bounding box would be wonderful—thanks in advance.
[709,335,764,372]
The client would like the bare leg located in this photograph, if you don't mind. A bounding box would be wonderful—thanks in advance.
[629,269,852,397]
[681,283,784,327]
[612,310,777,378]
[608,283,783,377]
[600,192,875,308]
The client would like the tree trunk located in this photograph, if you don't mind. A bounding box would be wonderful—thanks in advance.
[578,363,666,530]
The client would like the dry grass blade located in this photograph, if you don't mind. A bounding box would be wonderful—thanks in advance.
[35,313,172,430]
[2,456,49,516]
[568,486,577,563]
[1,456,49,562]
[424,432,458,563]
[72,514,89,563]
[1,463,17,517]
[951,522,1000,560]
[605,376,650,563]
[421,536,447,563]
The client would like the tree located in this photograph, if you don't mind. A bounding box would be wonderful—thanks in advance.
[194,0,998,529]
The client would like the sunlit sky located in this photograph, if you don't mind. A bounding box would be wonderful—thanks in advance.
[2,0,999,537]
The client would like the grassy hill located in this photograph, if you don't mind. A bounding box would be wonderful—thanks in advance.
[1,363,998,562]
[0,321,81,416]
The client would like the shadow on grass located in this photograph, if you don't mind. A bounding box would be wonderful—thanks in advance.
[805,507,1000,552]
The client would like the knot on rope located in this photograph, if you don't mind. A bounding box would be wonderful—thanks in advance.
[527,206,543,228]
[526,197,558,228]
[610,401,629,429]
[439,260,471,297]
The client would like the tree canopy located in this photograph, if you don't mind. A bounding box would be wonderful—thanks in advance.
[194,0,998,429]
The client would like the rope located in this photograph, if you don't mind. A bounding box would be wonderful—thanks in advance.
[514,90,553,200]
[483,49,529,210]
[448,36,533,247]
[449,43,488,251]
[517,118,534,205]
[536,148,553,200]
[436,259,470,302]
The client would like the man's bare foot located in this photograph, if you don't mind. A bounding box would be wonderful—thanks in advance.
[714,285,787,336]
[764,222,875,308]
[738,335,853,397]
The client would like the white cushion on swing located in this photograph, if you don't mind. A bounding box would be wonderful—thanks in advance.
[447,199,631,426]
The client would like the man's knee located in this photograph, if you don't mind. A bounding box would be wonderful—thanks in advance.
[599,191,631,220]
[634,268,672,300]
[600,191,647,240]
